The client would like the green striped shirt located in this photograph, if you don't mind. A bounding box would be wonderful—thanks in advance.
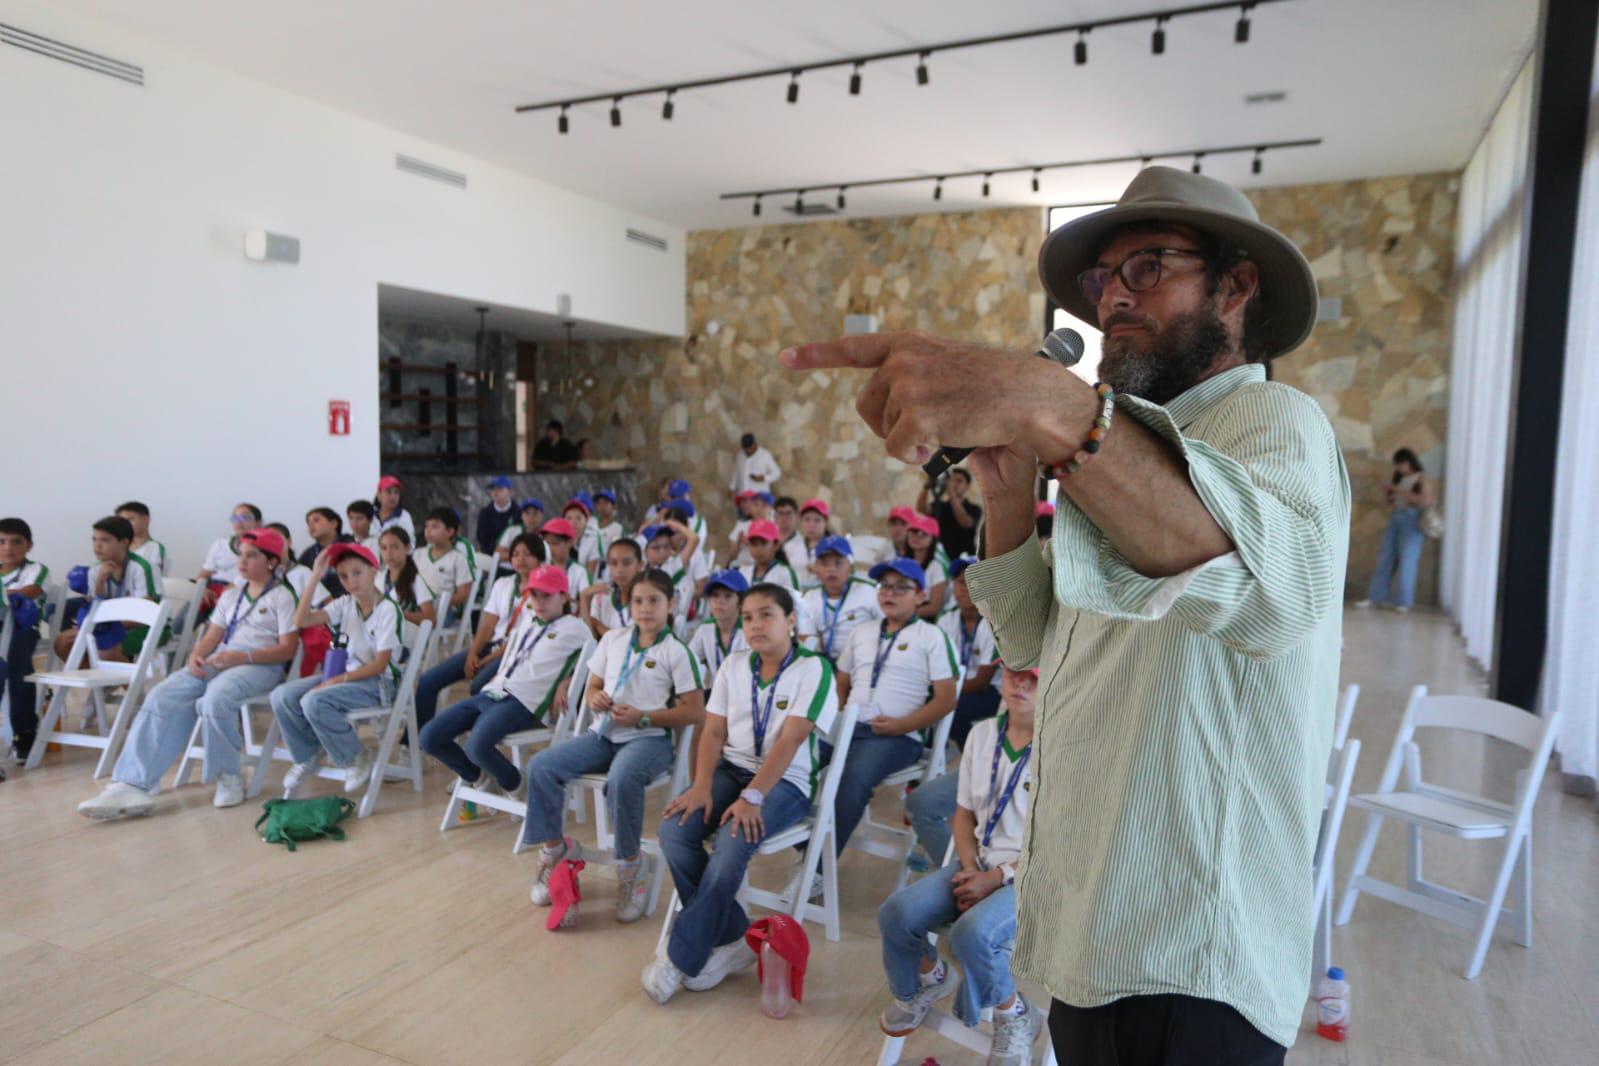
[966,364,1349,1048]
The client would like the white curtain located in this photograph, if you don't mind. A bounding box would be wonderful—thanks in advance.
[1441,59,1535,670]
[1543,30,1599,784]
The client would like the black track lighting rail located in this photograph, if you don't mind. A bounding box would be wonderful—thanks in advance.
[518,0,1284,126]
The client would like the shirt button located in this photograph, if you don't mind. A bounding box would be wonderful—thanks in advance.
[1023,781,1031,792]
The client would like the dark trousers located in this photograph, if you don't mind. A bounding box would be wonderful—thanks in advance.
[948,685,1001,751]
[5,626,40,753]
[1049,995,1286,1066]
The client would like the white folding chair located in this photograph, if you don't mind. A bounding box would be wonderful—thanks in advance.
[432,569,489,665]
[1,581,65,753]
[852,695,960,893]
[25,596,174,777]
[170,640,305,792]
[1335,685,1563,979]
[439,635,597,836]
[1312,690,1361,980]
[152,578,203,679]
[875,837,1059,1066]
[654,702,862,951]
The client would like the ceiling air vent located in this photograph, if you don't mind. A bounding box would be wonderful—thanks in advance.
[395,154,467,189]
[626,228,669,252]
[1244,90,1287,105]
[0,22,143,85]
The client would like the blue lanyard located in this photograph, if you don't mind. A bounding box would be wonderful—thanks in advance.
[714,622,740,673]
[981,716,1032,849]
[613,627,661,700]
[500,616,551,678]
[749,646,797,757]
[869,621,901,692]
[959,618,978,672]
[610,590,631,627]
[820,589,846,658]
[223,580,275,643]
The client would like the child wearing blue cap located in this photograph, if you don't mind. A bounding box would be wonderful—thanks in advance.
[641,519,703,631]
[799,535,882,663]
[687,569,751,681]
[579,490,624,582]
[826,556,958,856]
[475,476,519,558]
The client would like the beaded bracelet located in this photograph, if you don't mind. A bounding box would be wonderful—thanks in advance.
[1050,382,1116,477]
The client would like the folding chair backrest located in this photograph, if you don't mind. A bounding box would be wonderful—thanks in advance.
[812,702,862,817]
[1408,690,1549,753]
[83,596,165,630]
[392,619,434,709]
[1333,683,1359,751]
[161,578,203,664]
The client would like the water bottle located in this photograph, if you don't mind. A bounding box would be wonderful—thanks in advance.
[1315,966,1350,1042]
[323,633,349,680]
[759,941,794,1019]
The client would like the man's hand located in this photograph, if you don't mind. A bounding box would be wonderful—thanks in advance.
[779,332,1083,466]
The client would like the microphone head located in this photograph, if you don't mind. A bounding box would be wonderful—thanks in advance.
[1041,327,1086,366]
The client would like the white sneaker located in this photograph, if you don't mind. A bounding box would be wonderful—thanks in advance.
[1353,599,1374,609]
[1394,605,1411,614]
[529,837,573,906]
[987,992,1043,1065]
[282,758,321,798]
[615,854,655,923]
[878,959,956,1035]
[641,956,686,1005]
[77,781,155,821]
[684,938,757,992]
[342,748,375,793]
[212,772,244,809]
[808,871,825,903]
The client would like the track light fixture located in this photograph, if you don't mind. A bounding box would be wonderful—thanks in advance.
[610,97,621,127]
[558,105,569,134]
[719,138,1320,212]
[520,3,1290,131]
[662,90,675,120]
[794,190,805,213]
[1236,3,1254,43]
[753,196,762,217]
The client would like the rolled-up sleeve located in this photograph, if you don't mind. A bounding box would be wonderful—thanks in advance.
[966,534,1057,671]
[1051,383,1349,661]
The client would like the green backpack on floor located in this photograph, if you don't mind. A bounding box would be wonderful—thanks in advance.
[255,796,356,851]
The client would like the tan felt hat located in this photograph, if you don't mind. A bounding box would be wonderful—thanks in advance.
[1038,166,1318,359]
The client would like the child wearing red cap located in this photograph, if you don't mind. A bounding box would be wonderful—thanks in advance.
[194,502,262,614]
[76,529,299,819]
[538,518,591,601]
[269,544,404,797]
[737,520,801,592]
[419,565,589,797]
[887,505,915,558]
[790,498,834,575]
[373,476,414,541]
[902,514,950,621]
[524,570,705,926]
[646,582,837,1004]
[728,491,773,568]
[877,666,1042,1057]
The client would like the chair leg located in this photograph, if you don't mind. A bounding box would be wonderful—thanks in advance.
[644,841,668,918]
[1464,829,1524,979]
[1312,889,1331,978]
[406,707,423,792]
[95,696,138,780]
[1335,812,1385,926]
[440,779,464,832]
[1405,823,1424,891]
[360,713,401,819]
[174,718,204,787]
[24,687,69,769]
[654,890,682,960]
[247,716,279,799]
[875,1034,905,1066]
[1512,833,1533,948]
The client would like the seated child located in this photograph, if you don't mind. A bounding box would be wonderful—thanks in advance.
[579,537,644,640]
[644,582,838,1004]
[875,665,1041,1062]
[413,507,474,626]
[581,489,625,581]
[523,569,704,925]
[419,564,588,796]
[54,515,162,662]
[539,518,590,602]
[1,517,48,760]
[269,544,402,796]
[687,570,749,681]
[347,499,380,556]
[374,475,415,540]
[76,529,299,818]
[116,501,169,577]
[738,519,801,592]
[798,535,882,663]
[196,503,262,612]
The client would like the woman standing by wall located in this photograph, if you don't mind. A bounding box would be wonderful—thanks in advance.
[1357,448,1436,612]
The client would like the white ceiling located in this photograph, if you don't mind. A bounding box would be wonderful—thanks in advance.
[53,0,1536,230]
[377,284,657,341]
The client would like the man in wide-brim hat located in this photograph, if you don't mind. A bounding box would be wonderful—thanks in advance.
[782,167,1350,1063]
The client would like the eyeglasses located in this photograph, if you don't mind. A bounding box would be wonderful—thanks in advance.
[878,581,921,595]
[229,514,252,525]
[1077,247,1211,305]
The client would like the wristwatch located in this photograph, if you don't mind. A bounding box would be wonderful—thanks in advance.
[740,787,765,807]
[999,864,1016,886]
[640,712,652,729]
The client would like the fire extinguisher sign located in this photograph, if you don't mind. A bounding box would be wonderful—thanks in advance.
[328,400,351,436]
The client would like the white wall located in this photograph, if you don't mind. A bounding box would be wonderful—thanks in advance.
[0,0,685,580]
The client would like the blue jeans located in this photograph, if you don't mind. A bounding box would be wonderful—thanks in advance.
[520,730,674,859]
[270,673,391,768]
[949,686,1001,751]
[907,770,960,865]
[1368,508,1425,608]
[878,862,1018,1027]
[415,650,498,730]
[419,690,534,789]
[113,662,285,789]
[821,722,923,853]
[660,762,809,977]
[5,625,40,751]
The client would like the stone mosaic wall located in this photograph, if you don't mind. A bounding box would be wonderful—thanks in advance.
[539,172,1457,603]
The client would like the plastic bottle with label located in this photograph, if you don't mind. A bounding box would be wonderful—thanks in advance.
[1315,966,1350,1042]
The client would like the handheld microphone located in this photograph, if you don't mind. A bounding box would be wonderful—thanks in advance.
[920,327,1085,479]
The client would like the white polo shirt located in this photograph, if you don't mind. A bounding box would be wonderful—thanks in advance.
[688,619,750,682]
[728,519,753,568]
[482,573,531,643]
[592,586,633,632]
[200,535,242,585]
[708,648,838,799]
[132,539,169,577]
[323,594,404,682]
[481,612,589,718]
[656,554,706,619]
[579,520,626,575]
[728,446,782,495]
[585,625,702,744]
[958,714,1033,871]
[414,545,472,600]
[562,559,590,600]
[938,610,999,684]
[739,558,801,593]
[779,534,813,582]
[375,508,414,540]
[452,536,482,580]
[800,577,882,662]
[837,617,957,720]
[1,560,49,630]
[211,580,298,653]
[378,567,435,611]
[91,553,160,603]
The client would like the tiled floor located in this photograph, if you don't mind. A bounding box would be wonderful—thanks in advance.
[0,607,1591,1065]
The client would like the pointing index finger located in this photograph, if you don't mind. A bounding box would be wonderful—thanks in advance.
[778,332,898,371]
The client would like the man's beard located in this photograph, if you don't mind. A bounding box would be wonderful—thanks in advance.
[1098,309,1233,406]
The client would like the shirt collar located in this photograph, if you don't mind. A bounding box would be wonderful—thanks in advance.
[1157,363,1266,430]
